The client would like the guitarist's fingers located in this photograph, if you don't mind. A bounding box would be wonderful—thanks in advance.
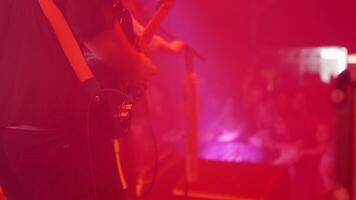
[135,37,150,54]
[168,39,186,54]
[138,53,158,77]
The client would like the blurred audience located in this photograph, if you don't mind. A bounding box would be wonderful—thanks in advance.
[203,67,334,200]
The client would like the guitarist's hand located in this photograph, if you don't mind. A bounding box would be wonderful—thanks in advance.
[135,37,150,54]
[128,53,156,97]
[137,53,157,80]
[168,39,185,54]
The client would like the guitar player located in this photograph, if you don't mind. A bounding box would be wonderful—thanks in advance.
[0,0,157,199]
[117,0,185,53]
[107,0,186,198]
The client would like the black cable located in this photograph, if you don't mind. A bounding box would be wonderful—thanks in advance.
[136,89,159,199]
[85,87,159,200]
[85,88,135,200]
[85,92,100,200]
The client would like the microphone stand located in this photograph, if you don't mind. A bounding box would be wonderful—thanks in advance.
[158,27,207,62]
[183,47,200,198]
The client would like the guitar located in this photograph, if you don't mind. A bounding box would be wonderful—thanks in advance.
[140,0,175,45]
[87,0,175,136]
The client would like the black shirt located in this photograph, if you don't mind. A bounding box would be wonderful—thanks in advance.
[0,0,115,130]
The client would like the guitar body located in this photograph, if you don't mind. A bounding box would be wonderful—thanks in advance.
[86,55,135,137]
[86,0,175,136]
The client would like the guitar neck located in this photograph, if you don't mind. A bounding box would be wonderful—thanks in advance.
[141,3,173,44]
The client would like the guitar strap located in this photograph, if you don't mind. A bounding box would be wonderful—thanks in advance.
[37,0,100,97]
